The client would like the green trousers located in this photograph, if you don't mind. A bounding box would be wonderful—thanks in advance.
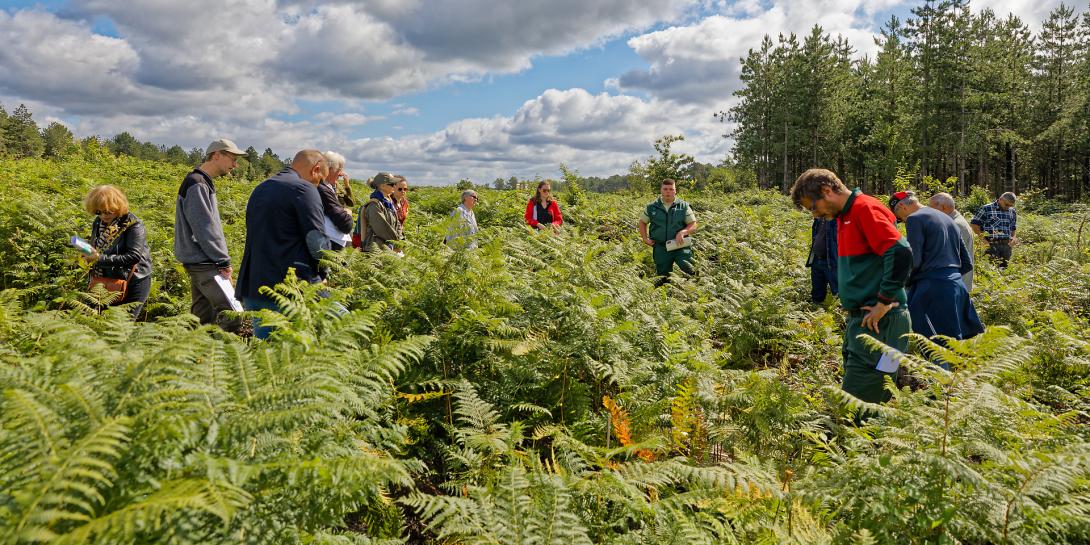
[652,244,694,276]
[842,308,911,403]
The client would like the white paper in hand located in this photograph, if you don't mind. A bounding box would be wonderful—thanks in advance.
[212,274,244,312]
[665,236,692,252]
[875,352,900,374]
[323,216,352,245]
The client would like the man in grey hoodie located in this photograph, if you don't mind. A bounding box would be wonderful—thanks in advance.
[174,139,245,331]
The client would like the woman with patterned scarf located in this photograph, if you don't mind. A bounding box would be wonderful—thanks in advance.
[81,185,153,318]
[358,172,403,253]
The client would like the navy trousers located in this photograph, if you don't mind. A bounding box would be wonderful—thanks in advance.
[810,259,838,303]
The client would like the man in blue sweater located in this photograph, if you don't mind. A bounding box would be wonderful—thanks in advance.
[235,149,330,338]
[890,191,983,357]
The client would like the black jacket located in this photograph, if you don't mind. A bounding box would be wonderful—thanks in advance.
[317,180,353,233]
[91,213,152,279]
[235,169,328,301]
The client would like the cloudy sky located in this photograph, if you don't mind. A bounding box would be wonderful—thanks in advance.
[0,0,1065,185]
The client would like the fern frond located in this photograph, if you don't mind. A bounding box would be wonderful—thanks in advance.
[8,416,131,544]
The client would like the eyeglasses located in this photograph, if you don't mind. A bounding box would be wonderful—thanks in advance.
[397,187,408,192]
[541,189,551,193]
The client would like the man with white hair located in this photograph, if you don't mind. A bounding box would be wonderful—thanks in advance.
[971,191,1017,268]
[323,151,356,209]
[445,189,479,249]
[890,191,983,356]
[928,192,974,291]
[317,151,353,251]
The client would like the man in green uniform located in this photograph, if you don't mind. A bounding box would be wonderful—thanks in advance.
[639,178,697,279]
[790,169,913,403]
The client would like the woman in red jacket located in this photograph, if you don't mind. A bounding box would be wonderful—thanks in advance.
[524,181,563,231]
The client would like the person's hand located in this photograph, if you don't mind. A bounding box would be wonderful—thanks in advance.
[674,232,686,245]
[218,266,232,280]
[534,223,546,230]
[1010,236,1019,246]
[642,237,655,247]
[860,301,897,333]
[80,250,100,264]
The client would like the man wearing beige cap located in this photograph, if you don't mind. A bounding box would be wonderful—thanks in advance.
[174,138,245,331]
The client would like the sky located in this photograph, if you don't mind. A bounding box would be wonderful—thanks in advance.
[0,0,1068,185]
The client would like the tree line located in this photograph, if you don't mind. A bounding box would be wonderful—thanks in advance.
[0,102,288,181]
[722,0,1090,200]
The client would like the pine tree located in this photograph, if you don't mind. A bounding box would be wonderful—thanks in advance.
[41,122,76,158]
[1031,4,1086,198]
[0,103,8,157]
[5,104,45,159]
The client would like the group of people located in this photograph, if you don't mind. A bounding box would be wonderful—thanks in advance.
[792,168,1017,403]
[78,140,572,336]
[77,146,1014,379]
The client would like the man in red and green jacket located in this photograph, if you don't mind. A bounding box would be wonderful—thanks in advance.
[790,169,913,403]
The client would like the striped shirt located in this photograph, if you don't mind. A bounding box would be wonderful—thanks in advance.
[970,201,1017,240]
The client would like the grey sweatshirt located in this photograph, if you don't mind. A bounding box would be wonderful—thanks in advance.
[174,169,231,267]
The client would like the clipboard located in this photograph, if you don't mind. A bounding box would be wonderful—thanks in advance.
[665,236,692,252]
[212,274,244,312]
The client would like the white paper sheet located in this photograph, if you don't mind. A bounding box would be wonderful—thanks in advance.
[323,216,352,245]
[876,352,900,374]
[665,236,692,251]
[213,274,244,312]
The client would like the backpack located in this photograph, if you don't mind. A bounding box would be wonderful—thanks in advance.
[352,203,367,248]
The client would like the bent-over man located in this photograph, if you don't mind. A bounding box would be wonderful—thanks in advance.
[927,192,974,291]
[890,191,983,357]
[790,169,912,403]
[971,192,1017,268]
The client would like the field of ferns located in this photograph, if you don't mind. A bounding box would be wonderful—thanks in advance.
[1,153,1089,544]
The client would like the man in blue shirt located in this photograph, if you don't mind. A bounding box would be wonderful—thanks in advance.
[971,192,1017,268]
[890,191,983,357]
[235,149,330,338]
[806,217,838,304]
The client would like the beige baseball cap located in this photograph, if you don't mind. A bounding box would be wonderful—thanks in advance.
[206,138,245,156]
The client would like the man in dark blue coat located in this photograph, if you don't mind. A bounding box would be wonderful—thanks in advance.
[236,149,330,338]
[806,217,838,304]
[890,191,983,361]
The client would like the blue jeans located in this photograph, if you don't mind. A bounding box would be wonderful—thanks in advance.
[242,296,280,340]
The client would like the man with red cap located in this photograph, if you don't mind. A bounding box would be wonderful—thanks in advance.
[889,191,983,362]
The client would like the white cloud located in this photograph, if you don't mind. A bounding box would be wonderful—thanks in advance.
[4,0,1075,187]
[334,88,729,184]
[616,1,896,105]
[614,0,1075,106]
[972,0,1071,28]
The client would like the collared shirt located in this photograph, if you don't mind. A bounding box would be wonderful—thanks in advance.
[971,201,1016,240]
[639,198,696,225]
[445,204,478,248]
[951,210,974,291]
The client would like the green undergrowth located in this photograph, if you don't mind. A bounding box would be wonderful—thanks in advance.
[1,155,1089,544]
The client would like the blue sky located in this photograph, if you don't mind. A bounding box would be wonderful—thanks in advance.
[0,0,1062,184]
